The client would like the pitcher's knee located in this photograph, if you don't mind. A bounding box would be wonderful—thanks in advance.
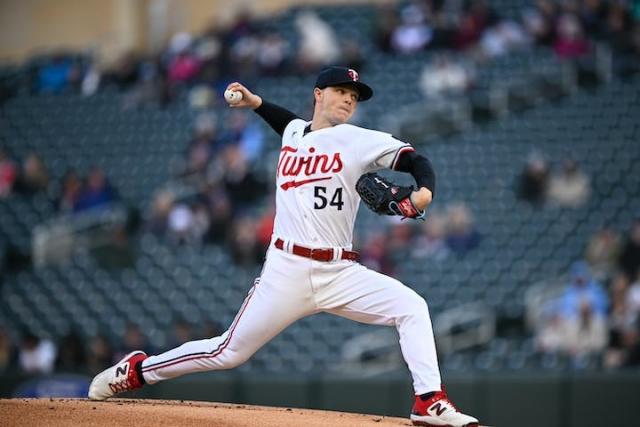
[400,292,430,320]
[218,349,251,369]
[407,290,429,311]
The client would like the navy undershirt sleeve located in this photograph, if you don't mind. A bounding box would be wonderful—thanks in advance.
[254,101,300,136]
[395,151,436,197]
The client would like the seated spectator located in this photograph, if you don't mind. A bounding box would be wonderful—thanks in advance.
[522,0,558,46]
[601,2,632,54]
[479,19,531,59]
[147,190,175,236]
[122,54,170,110]
[186,134,214,179]
[561,261,608,319]
[38,54,74,94]
[604,273,635,368]
[388,221,413,252]
[0,147,18,198]
[183,112,219,180]
[412,212,450,260]
[257,32,290,76]
[535,304,567,355]
[516,154,549,206]
[620,319,640,367]
[548,159,590,207]
[81,62,101,97]
[390,1,433,54]
[229,216,262,266]
[454,0,497,51]
[619,219,640,281]
[168,202,196,245]
[221,145,265,211]
[554,13,590,59]
[585,226,621,279]
[579,0,608,37]
[628,272,640,320]
[445,203,481,256]
[107,51,141,90]
[74,167,117,212]
[14,152,49,195]
[191,201,211,244]
[537,297,607,369]
[419,54,473,99]
[57,169,82,212]
[611,22,640,79]
[203,184,233,244]
[255,205,275,249]
[18,333,57,374]
[563,299,608,368]
[360,231,394,275]
[219,111,264,164]
[168,50,201,85]
[295,11,341,72]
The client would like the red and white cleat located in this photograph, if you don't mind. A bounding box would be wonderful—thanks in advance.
[410,388,479,427]
[88,351,148,401]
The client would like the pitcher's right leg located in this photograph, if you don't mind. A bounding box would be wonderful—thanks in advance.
[141,280,264,384]
[141,275,313,384]
[89,250,316,400]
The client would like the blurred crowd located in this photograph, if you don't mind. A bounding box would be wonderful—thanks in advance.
[517,153,591,208]
[381,0,638,59]
[358,202,482,275]
[13,0,638,106]
[534,219,640,369]
[26,6,367,108]
[0,321,221,377]
[145,108,273,266]
[0,146,119,214]
[395,0,640,99]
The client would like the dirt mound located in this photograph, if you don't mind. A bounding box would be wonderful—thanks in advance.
[0,398,411,426]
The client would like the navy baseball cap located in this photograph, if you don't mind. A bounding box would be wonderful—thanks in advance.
[315,66,373,101]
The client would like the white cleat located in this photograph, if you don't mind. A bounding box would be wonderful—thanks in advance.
[88,351,148,401]
[410,389,479,427]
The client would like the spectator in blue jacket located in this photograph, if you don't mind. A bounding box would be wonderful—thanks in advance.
[561,260,608,319]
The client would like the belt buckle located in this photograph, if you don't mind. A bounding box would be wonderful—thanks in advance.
[310,248,332,262]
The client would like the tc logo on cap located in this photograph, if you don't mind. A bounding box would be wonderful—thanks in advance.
[348,69,359,82]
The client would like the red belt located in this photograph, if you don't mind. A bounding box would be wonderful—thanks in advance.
[274,238,358,262]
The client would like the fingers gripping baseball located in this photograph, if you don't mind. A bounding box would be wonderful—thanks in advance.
[224,82,262,109]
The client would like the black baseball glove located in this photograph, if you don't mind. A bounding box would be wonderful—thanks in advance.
[355,172,425,219]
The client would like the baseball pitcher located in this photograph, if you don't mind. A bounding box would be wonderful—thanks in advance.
[88,66,480,427]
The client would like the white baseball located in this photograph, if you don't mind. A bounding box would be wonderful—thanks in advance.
[224,89,243,104]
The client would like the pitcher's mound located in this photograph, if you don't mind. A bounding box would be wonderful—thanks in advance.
[0,398,412,426]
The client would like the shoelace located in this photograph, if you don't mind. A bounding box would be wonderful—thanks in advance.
[109,378,134,394]
[435,395,460,413]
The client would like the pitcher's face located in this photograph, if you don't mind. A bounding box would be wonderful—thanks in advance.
[315,85,358,126]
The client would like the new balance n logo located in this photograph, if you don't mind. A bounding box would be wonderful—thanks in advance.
[430,402,447,416]
[115,363,129,377]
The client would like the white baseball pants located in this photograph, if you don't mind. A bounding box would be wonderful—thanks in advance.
[141,247,441,394]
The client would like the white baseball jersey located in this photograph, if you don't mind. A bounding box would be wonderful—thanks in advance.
[274,119,414,249]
